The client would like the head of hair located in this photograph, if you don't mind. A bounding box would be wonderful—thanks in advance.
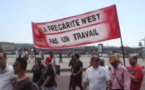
[133,56,137,61]
[0,51,7,58]
[75,53,80,59]
[71,53,75,57]
[100,58,105,66]
[0,48,3,52]
[36,56,42,60]
[49,51,54,55]
[16,58,27,71]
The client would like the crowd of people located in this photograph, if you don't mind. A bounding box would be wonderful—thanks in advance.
[0,50,144,90]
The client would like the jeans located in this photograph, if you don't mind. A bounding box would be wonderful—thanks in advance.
[43,86,56,90]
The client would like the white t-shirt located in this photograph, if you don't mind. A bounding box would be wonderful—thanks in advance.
[83,66,110,90]
[104,65,110,74]
[52,57,59,73]
[52,57,59,66]
[0,64,14,90]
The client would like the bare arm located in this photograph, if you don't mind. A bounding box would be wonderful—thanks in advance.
[106,80,111,90]
[83,82,88,90]
[129,67,144,83]
[31,64,38,72]
[130,74,138,83]
[40,76,51,89]
[68,59,72,67]
[36,69,45,85]
[55,65,59,72]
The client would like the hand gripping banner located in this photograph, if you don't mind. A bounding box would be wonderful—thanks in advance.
[32,5,120,49]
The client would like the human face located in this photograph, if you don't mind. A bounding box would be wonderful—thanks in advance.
[0,53,7,66]
[92,60,100,68]
[45,61,51,67]
[129,56,136,66]
[13,62,21,74]
[37,58,42,64]
[49,52,54,58]
[45,61,48,66]
[71,55,75,60]
[110,61,118,68]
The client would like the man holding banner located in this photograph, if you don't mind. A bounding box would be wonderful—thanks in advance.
[109,55,131,90]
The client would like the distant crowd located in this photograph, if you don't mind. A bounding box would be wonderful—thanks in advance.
[0,48,144,90]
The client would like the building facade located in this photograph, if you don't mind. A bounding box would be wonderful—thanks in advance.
[0,42,15,51]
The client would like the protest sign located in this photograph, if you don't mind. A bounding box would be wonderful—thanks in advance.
[32,5,120,49]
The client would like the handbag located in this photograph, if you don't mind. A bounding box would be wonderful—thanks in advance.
[114,69,124,90]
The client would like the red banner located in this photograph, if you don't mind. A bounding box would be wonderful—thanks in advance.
[32,5,120,49]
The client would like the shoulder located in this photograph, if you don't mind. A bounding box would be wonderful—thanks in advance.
[78,60,83,64]
[86,67,93,73]
[24,77,39,90]
[20,77,34,86]
[7,64,13,70]
[24,77,33,82]
[119,64,127,70]
[119,64,129,73]
[86,66,92,70]
[7,64,14,73]
[53,57,58,60]
[78,61,83,66]
[40,64,46,68]
[136,65,143,70]
[53,57,59,62]
[99,66,105,69]
[24,77,36,86]
[137,65,143,68]
[98,66,107,71]
[127,66,132,70]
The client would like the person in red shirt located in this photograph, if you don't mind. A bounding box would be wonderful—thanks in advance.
[127,55,144,90]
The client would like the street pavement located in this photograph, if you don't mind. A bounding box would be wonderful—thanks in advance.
[7,55,145,90]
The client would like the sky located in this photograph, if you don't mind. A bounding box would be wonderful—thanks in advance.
[0,0,145,47]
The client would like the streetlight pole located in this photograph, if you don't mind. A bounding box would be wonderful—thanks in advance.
[141,37,145,47]
[141,37,145,61]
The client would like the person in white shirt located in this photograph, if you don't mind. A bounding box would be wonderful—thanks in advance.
[0,51,14,90]
[99,58,110,73]
[83,57,110,90]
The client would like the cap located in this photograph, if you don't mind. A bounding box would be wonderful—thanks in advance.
[45,57,52,62]
[108,55,119,63]
[92,57,100,62]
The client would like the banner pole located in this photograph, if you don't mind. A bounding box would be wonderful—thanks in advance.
[120,37,126,66]
[114,5,126,66]
[33,47,37,63]
[31,21,37,63]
